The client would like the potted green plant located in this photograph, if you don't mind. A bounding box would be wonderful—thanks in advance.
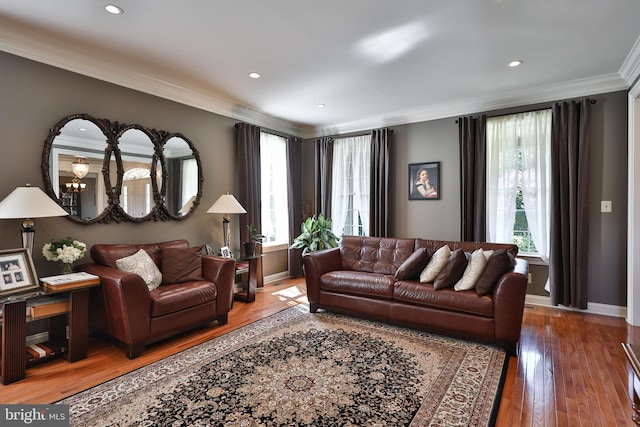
[244,224,265,257]
[291,213,339,256]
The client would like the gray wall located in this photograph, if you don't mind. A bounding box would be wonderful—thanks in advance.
[306,91,628,306]
[384,92,628,306]
[1,50,629,306]
[0,51,243,277]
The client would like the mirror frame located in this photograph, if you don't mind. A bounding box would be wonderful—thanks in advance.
[41,113,203,224]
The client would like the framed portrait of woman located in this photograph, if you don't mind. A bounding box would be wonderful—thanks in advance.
[409,162,441,200]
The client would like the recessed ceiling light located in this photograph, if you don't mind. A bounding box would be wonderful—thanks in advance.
[317,104,326,108]
[509,60,523,67]
[104,4,124,15]
[248,72,261,79]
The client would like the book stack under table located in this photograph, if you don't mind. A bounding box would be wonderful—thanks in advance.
[0,272,100,385]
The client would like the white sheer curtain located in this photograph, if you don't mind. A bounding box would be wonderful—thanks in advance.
[519,110,551,262]
[181,158,198,207]
[486,116,519,243]
[487,110,551,258]
[260,132,289,244]
[331,135,370,237]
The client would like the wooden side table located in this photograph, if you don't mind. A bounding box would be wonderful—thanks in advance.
[234,255,264,303]
[622,343,640,425]
[0,276,100,385]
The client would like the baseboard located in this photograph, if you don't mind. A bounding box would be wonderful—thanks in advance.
[264,272,290,284]
[525,294,627,318]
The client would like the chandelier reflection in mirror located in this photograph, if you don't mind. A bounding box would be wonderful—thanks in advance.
[42,113,203,224]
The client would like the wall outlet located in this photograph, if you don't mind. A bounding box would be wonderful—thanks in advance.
[528,273,532,284]
[601,201,612,213]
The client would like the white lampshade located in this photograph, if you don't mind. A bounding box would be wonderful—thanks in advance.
[206,193,247,215]
[0,185,69,219]
[0,184,69,254]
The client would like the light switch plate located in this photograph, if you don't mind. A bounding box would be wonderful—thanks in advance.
[601,201,612,213]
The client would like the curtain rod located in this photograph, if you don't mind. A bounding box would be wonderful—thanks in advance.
[454,99,597,123]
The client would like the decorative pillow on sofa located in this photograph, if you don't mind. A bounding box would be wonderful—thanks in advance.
[475,249,516,296]
[395,248,431,280]
[433,249,468,290]
[419,245,451,283]
[161,246,204,285]
[454,248,489,291]
[116,248,163,291]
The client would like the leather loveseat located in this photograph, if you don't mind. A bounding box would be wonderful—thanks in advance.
[78,239,236,358]
[303,236,529,354]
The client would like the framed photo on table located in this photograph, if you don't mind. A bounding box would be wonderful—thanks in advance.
[409,162,441,200]
[220,246,231,258]
[0,248,39,297]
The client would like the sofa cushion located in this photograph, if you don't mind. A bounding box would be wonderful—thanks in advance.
[116,249,163,291]
[454,248,489,291]
[394,280,493,318]
[395,248,431,280]
[91,240,190,269]
[161,246,204,285]
[340,236,416,275]
[475,249,515,296]
[321,270,395,300]
[433,249,468,290]
[150,281,218,317]
[419,245,451,283]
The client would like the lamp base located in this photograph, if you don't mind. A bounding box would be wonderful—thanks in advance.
[21,221,35,255]
[222,217,231,249]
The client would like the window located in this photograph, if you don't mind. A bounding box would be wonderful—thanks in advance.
[331,135,370,237]
[260,132,289,246]
[486,110,551,258]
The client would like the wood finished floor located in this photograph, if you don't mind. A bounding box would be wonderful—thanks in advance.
[0,277,636,426]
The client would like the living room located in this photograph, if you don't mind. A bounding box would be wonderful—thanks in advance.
[0,2,638,425]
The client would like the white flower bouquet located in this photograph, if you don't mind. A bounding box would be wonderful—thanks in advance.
[42,237,87,264]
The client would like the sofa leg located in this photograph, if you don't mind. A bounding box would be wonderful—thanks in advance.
[309,303,318,313]
[126,343,144,359]
[217,314,228,325]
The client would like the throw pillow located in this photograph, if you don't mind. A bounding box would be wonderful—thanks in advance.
[419,245,451,283]
[116,248,162,291]
[433,249,468,290]
[454,248,489,291]
[395,248,431,280]
[161,246,204,285]
[475,249,515,296]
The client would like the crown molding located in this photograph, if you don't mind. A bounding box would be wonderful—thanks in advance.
[315,73,629,136]
[620,35,640,88]
[0,16,631,139]
[0,17,310,138]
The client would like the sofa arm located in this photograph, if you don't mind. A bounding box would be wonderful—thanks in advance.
[77,263,152,346]
[492,258,529,344]
[202,255,236,313]
[302,247,343,308]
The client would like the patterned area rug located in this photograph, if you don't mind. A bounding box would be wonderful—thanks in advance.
[60,305,507,426]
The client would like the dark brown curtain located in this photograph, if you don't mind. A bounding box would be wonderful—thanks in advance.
[314,137,333,217]
[235,123,261,246]
[549,99,591,309]
[370,128,391,237]
[458,115,487,242]
[287,136,303,277]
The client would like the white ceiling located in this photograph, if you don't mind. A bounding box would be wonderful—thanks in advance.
[1,1,640,138]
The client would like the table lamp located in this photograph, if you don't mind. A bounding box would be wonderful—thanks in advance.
[206,193,246,250]
[0,184,69,254]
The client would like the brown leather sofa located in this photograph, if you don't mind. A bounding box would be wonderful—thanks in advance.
[78,240,236,359]
[303,236,529,354]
